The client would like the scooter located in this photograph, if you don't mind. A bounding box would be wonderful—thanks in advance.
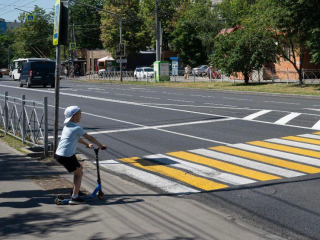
[55,147,106,205]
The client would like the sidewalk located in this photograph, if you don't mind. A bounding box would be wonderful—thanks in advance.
[0,141,283,240]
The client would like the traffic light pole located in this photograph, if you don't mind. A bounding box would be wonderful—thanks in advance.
[54,44,61,152]
[155,0,160,61]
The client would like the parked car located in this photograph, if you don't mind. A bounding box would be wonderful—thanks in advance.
[192,65,207,76]
[19,60,56,88]
[1,68,10,75]
[134,67,154,79]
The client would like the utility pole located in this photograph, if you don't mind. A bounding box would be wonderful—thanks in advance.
[120,18,123,81]
[155,0,160,61]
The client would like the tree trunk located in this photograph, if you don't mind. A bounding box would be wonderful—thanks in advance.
[244,73,249,84]
[298,70,303,85]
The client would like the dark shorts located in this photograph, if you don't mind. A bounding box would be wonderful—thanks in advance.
[55,154,81,173]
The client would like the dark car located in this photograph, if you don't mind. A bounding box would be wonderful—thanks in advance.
[0,71,2,78]
[19,61,56,88]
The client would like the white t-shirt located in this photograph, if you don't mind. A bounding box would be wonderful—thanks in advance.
[55,122,85,157]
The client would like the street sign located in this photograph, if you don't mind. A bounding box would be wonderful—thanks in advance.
[53,0,61,46]
[26,14,35,22]
[116,59,127,63]
[70,42,76,50]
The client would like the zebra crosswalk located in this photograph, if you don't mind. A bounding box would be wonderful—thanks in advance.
[99,132,320,194]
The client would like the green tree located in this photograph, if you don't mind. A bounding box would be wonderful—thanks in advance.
[253,0,320,84]
[11,6,54,59]
[140,0,188,51]
[100,0,150,57]
[171,0,224,66]
[69,0,104,50]
[212,28,276,84]
[0,30,14,68]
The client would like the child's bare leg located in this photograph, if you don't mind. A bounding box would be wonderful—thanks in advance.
[73,166,83,196]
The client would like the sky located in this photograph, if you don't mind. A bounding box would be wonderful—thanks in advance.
[0,0,54,22]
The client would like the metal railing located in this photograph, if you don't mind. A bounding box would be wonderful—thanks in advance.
[0,92,49,156]
[79,68,320,84]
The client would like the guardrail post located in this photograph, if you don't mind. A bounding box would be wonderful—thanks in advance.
[209,69,212,83]
[286,68,289,84]
[4,92,8,135]
[44,97,48,156]
[271,68,274,83]
[302,68,305,83]
[22,95,26,144]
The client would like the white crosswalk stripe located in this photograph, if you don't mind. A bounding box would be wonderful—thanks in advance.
[266,138,320,151]
[232,143,320,167]
[189,149,304,178]
[243,110,271,120]
[146,154,256,185]
[299,134,320,140]
[99,160,198,194]
[274,113,301,125]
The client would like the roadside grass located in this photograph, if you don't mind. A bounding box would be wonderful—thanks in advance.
[77,79,320,96]
[0,131,55,163]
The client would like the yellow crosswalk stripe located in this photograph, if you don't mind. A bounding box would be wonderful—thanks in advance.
[119,157,228,191]
[212,146,320,174]
[314,132,320,135]
[283,136,320,145]
[167,151,280,181]
[249,141,320,159]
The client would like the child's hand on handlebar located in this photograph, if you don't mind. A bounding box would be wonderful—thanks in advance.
[100,145,107,150]
[87,144,94,149]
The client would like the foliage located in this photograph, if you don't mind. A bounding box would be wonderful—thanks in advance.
[69,0,104,50]
[11,6,54,59]
[212,27,276,84]
[0,30,14,68]
[171,0,224,66]
[100,0,150,57]
[140,0,188,51]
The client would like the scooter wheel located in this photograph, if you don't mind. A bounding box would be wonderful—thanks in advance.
[98,191,104,199]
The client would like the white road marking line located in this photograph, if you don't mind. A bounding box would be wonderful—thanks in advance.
[204,103,238,108]
[140,96,161,99]
[264,101,300,105]
[48,118,235,138]
[88,88,103,90]
[243,110,271,120]
[312,121,320,130]
[167,99,195,103]
[266,138,320,151]
[274,113,301,125]
[147,154,256,185]
[299,134,320,140]
[99,160,198,194]
[191,95,204,97]
[313,105,320,107]
[190,149,304,178]
[304,108,320,112]
[232,143,320,167]
[114,93,133,97]
[224,97,251,101]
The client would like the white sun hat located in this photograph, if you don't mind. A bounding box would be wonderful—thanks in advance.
[64,106,80,124]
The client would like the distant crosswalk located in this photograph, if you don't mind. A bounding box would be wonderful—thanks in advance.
[99,132,320,194]
[242,110,320,130]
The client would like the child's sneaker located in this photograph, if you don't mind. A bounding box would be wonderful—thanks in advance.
[70,190,87,197]
[69,197,86,205]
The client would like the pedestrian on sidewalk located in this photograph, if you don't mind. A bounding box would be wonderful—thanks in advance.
[55,106,106,205]
[64,66,68,80]
[184,64,191,80]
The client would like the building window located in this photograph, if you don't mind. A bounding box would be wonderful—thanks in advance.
[284,46,290,62]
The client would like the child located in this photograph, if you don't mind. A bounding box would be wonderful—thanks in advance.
[55,106,106,205]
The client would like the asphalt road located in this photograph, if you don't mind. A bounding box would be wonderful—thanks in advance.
[1,75,320,239]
